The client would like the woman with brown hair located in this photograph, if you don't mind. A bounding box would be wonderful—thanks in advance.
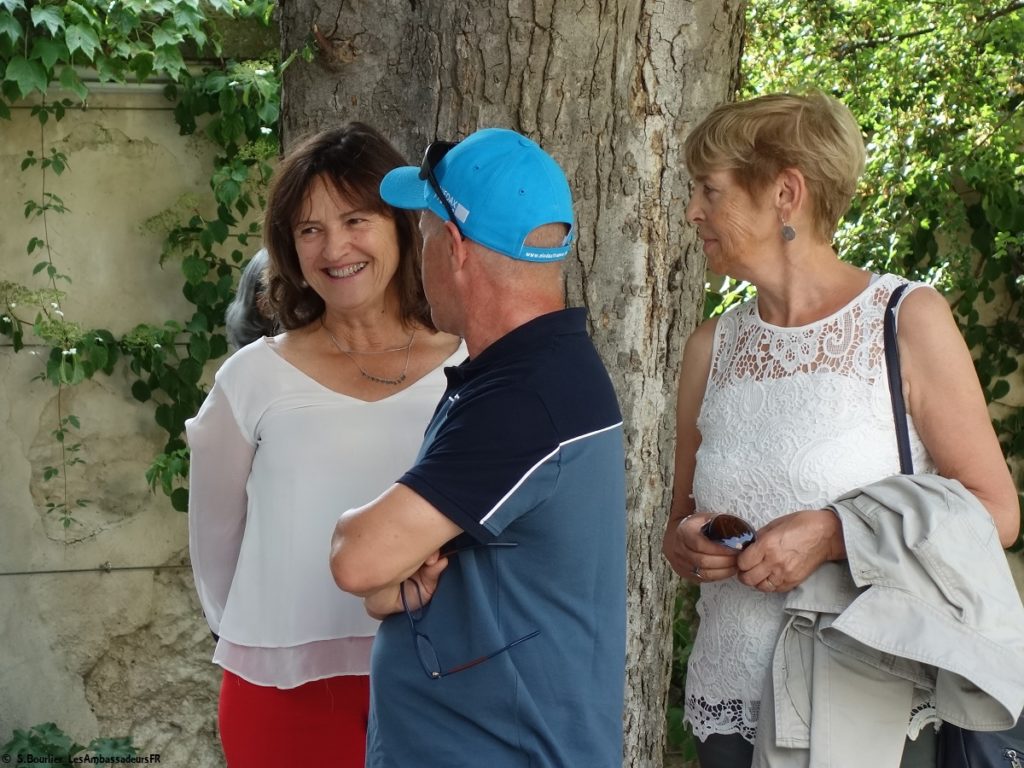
[187,123,464,766]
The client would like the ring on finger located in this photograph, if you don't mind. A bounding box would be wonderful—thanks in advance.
[691,565,705,581]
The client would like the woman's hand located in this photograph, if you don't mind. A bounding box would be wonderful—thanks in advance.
[736,509,844,593]
[664,513,742,584]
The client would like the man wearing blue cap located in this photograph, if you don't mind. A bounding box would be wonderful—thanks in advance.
[330,128,626,767]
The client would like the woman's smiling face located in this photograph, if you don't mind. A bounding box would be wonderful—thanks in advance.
[293,175,401,316]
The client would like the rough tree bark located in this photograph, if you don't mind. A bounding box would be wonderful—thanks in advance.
[279,2,744,765]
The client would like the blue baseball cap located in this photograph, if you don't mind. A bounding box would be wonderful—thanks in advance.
[379,128,575,262]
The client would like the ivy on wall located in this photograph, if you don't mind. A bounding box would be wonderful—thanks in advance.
[0,0,290,517]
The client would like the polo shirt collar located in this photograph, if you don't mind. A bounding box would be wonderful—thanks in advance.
[445,307,587,385]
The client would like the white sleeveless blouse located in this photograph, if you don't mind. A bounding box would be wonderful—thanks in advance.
[684,273,936,742]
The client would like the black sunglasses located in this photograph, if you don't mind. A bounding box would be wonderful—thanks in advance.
[400,541,540,679]
[418,140,465,238]
[701,514,757,551]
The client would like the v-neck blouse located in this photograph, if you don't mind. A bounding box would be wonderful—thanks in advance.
[187,336,467,688]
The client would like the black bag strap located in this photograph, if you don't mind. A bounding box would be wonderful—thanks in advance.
[884,282,914,475]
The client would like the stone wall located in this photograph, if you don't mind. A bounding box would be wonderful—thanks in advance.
[0,85,224,764]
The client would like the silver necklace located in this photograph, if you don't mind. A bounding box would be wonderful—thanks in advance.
[321,319,416,386]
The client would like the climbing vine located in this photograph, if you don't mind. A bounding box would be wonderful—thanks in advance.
[0,0,290,518]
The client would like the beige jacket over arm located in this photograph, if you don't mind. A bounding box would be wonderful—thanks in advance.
[754,474,1024,768]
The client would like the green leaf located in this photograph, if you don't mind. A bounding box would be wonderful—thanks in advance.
[152,45,185,79]
[69,356,86,384]
[172,5,204,31]
[130,380,150,402]
[58,65,88,101]
[94,53,123,83]
[0,0,25,12]
[991,380,1011,400]
[177,358,203,385]
[208,218,229,244]
[185,312,209,334]
[151,23,182,49]
[5,55,48,98]
[209,334,228,359]
[0,11,22,46]
[215,179,241,206]
[257,100,279,124]
[65,22,101,61]
[218,85,237,113]
[154,403,173,432]
[63,0,94,22]
[131,50,154,83]
[29,4,63,36]
[31,37,68,70]
[181,254,208,284]
[86,343,107,372]
[188,333,210,363]
[170,486,189,512]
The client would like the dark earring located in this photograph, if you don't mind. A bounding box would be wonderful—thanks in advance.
[781,223,796,242]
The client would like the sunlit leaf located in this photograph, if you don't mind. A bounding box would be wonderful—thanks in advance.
[5,55,47,98]
[29,4,63,36]
[65,22,101,61]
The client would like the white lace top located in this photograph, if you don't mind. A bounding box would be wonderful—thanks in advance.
[684,273,936,742]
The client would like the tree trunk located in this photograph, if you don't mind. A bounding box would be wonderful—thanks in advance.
[279,2,745,765]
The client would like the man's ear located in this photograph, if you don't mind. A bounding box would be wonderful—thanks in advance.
[444,220,470,272]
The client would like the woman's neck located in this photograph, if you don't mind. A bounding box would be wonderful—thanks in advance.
[319,299,415,353]
[753,246,870,328]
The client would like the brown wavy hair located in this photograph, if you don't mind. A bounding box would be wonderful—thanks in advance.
[262,123,432,330]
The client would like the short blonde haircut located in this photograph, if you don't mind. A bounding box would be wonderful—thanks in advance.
[684,91,865,241]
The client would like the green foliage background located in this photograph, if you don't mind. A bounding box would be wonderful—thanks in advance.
[668,2,1024,761]
[740,0,1024,484]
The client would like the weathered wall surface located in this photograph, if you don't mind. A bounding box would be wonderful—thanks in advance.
[0,86,223,764]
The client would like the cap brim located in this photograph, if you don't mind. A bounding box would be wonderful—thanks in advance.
[380,166,429,210]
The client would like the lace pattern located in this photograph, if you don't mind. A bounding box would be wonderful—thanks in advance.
[908,691,941,739]
[684,274,936,743]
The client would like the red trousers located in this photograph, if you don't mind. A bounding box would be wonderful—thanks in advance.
[219,670,370,767]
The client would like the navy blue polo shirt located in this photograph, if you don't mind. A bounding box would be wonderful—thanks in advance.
[367,308,627,768]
